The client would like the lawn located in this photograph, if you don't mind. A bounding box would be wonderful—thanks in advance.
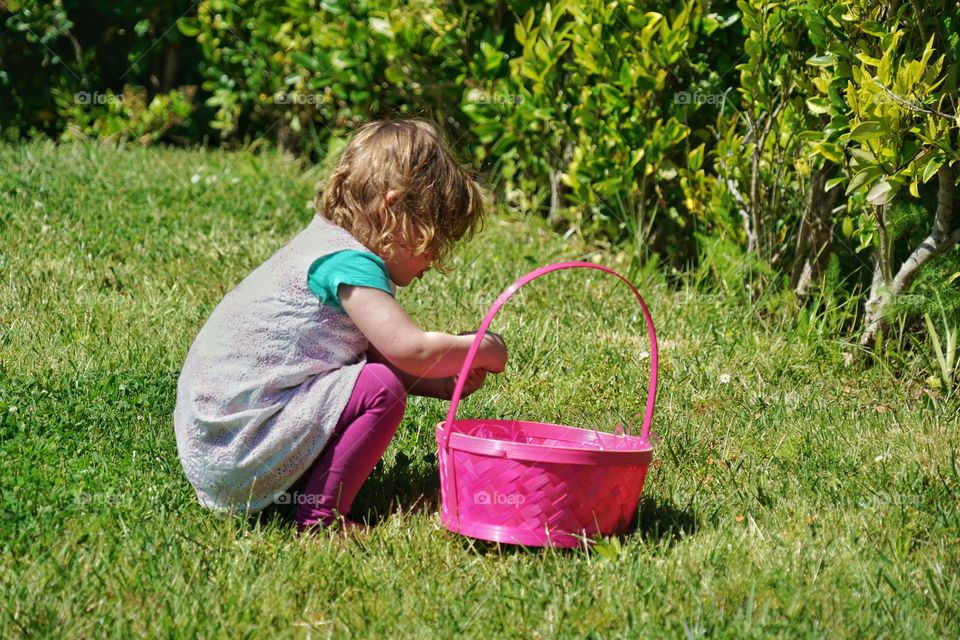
[1,141,958,638]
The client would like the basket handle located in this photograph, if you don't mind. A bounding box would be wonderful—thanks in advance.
[441,261,659,450]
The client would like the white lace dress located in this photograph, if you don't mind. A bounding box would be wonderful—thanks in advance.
[174,215,377,513]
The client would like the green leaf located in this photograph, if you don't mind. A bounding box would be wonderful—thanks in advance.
[924,313,950,386]
[687,143,704,172]
[842,216,854,237]
[384,66,406,85]
[854,52,883,67]
[807,54,836,67]
[859,21,887,37]
[593,536,622,560]
[534,40,550,63]
[368,17,393,39]
[514,20,527,46]
[177,17,201,37]
[490,132,517,156]
[922,156,943,183]
[806,98,832,115]
[521,64,544,83]
[867,178,896,205]
[321,0,348,15]
[618,61,632,88]
[815,142,844,164]
[848,121,887,142]
[825,176,846,192]
[846,166,882,195]
[849,147,877,165]
[290,52,322,72]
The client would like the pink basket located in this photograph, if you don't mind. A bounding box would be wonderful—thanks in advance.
[435,261,659,548]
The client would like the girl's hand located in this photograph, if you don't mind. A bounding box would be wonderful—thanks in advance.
[446,368,488,400]
[458,330,508,374]
[340,285,507,379]
[479,333,508,373]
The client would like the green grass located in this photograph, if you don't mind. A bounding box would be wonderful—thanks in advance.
[2,141,959,638]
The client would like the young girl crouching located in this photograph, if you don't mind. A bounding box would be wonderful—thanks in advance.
[173,118,508,531]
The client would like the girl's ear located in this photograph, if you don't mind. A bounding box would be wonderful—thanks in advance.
[383,189,404,208]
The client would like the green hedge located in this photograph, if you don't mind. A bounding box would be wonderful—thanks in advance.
[1,0,202,141]
[3,0,959,352]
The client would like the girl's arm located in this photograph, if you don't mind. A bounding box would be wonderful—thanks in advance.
[366,345,487,399]
[340,285,507,379]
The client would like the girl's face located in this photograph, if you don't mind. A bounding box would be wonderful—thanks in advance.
[379,191,434,286]
[384,242,433,287]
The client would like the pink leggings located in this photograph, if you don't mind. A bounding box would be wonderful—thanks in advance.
[294,363,406,529]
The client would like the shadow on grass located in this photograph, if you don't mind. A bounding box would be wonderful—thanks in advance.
[350,453,441,524]
[444,494,698,556]
[633,494,698,545]
[250,466,697,550]
[252,454,441,529]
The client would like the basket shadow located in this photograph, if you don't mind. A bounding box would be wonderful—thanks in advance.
[632,494,698,545]
[345,453,441,525]
[444,494,698,556]
[247,467,698,547]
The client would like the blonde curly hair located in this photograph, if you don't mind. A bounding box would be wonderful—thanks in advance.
[316,118,486,271]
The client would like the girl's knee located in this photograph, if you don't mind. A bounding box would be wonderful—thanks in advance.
[361,363,407,414]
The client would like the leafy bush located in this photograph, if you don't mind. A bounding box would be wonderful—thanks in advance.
[4,0,959,353]
[0,0,201,141]
[703,0,959,350]
[177,0,524,159]
[57,85,196,143]
[796,0,960,344]
[463,1,741,262]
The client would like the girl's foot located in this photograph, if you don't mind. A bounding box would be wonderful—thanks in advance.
[296,515,367,538]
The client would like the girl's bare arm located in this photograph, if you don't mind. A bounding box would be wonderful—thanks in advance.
[340,285,507,379]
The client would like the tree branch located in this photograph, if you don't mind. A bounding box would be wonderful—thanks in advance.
[889,164,958,294]
[861,164,958,346]
[717,153,755,252]
[872,80,958,122]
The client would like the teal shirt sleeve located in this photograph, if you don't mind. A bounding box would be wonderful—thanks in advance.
[307,250,394,311]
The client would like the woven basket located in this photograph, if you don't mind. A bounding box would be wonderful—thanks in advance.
[436,261,658,548]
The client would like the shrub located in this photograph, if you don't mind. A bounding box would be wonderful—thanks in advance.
[177,0,521,160]
[463,0,741,263]
[4,0,958,351]
[0,0,201,141]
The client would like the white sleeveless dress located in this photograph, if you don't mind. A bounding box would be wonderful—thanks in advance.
[173,215,381,513]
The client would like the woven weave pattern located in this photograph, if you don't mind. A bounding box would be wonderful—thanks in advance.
[437,419,651,547]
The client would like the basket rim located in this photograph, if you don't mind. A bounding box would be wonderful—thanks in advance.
[435,418,654,466]
[441,261,659,451]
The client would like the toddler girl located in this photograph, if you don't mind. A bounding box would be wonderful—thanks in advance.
[173,118,508,531]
